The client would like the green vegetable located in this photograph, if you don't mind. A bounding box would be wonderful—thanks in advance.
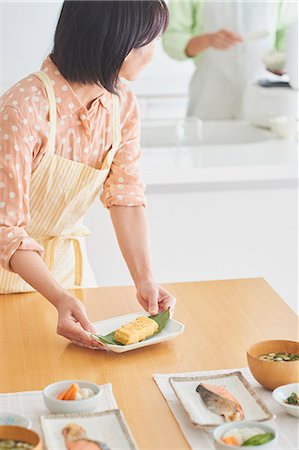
[285,392,299,405]
[92,309,170,346]
[241,433,275,446]
[258,352,299,362]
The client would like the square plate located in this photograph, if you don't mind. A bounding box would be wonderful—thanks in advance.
[92,312,184,353]
[169,371,274,427]
[41,409,138,449]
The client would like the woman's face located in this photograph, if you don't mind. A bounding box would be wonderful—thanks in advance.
[120,40,156,81]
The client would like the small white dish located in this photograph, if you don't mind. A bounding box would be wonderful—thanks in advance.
[269,116,298,140]
[169,371,274,427]
[213,420,277,449]
[91,312,184,353]
[43,380,100,414]
[272,383,299,418]
[262,51,285,72]
[0,412,32,429]
[41,409,138,450]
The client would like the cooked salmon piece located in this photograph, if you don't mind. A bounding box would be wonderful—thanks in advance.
[62,424,110,450]
[196,383,244,421]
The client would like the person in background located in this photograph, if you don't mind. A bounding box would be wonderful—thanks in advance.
[163,1,296,119]
[0,1,175,349]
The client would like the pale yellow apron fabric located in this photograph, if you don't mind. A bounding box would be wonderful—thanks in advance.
[0,71,121,294]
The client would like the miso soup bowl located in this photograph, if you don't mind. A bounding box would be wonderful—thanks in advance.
[0,425,42,450]
[247,340,299,391]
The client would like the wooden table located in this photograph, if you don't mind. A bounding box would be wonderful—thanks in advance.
[1,278,298,449]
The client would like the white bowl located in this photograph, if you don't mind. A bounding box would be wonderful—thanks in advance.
[272,383,299,418]
[43,380,100,414]
[213,420,277,449]
[269,116,298,140]
[263,51,285,72]
[0,413,31,429]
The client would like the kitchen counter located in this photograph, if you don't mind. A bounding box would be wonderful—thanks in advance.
[1,278,298,449]
[140,121,298,187]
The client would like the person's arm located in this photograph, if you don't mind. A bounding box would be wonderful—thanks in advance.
[186,29,243,57]
[0,107,102,349]
[10,250,102,349]
[109,206,175,316]
[275,0,298,51]
[163,0,242,59]
[162,0,198,60]
[100,86,176,316]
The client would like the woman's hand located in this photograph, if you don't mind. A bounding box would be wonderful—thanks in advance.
[56,294,105,350]
[136,279,176,316]
[209,28,243,50]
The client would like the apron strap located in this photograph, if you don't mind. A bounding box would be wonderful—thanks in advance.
[34,71,57,155]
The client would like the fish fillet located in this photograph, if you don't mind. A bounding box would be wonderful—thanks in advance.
[196,383,244,422]
[62,424,110,450]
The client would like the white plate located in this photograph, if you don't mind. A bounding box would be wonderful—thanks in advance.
[41,409,138,450]
[91,312,184,353]
[272,383,299,418]
[169,371,274,427]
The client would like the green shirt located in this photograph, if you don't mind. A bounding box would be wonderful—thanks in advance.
[163,0,297,61]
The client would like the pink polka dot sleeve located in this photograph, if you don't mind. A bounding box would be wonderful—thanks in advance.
[100,89,147,208]
[0,106,44,271]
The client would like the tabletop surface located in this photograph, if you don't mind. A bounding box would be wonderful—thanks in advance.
[1,278,298,449]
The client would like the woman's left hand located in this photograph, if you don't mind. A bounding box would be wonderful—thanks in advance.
[136,279,176,316]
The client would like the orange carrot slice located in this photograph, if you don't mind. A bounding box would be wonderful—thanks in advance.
[221,436,239,446]
[62,383,79,400]
[56,389,67,400]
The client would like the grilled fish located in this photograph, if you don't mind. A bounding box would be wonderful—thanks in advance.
[62,424,110,450]
[196,383,244,422]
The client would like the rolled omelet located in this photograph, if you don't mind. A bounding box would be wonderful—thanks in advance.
[114,316,159,345]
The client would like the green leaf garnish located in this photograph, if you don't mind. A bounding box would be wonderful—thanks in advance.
[92,309,170,346]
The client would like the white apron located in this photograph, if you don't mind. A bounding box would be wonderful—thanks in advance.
[0,71,121,293]
[188,1,274,119]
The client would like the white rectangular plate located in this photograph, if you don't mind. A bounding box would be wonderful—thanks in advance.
[92,312,185,353]
[41,409,138,450]
[169,371,274,427]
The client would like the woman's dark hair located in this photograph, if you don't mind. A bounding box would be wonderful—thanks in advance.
[50,0,169,93]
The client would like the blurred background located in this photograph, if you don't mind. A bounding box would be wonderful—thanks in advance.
[1,1,298,312]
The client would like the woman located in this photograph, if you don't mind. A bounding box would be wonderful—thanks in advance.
[0,1,175,349]
[163,0,296,119]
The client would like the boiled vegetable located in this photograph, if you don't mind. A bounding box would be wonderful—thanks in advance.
[241,433,275,446]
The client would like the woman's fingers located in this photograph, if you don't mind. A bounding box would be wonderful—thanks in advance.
[57,317,105,349]
[148,290,159,316]
[158,294,176,316]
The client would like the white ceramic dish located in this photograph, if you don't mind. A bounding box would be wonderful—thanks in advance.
[91,312,185,353]
[213,420,277,449]
[272,383,299,418]
[269,116,298,140]
[169,371,274,427]
[41,409,138,450]
[43,380,100,414]
[0,413,32,429]
[263,51,285,72]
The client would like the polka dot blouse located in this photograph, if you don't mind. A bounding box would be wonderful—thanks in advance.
[0,55,146,270]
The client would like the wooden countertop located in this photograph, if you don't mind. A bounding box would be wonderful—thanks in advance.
[1,278,298,449]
